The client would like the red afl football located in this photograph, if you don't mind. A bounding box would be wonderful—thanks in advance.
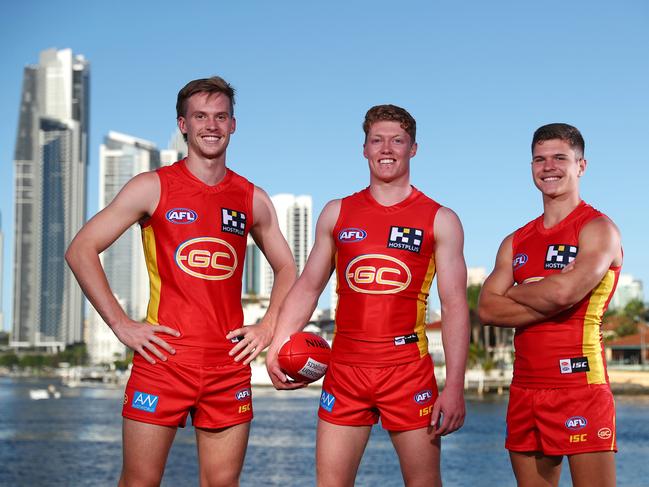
[278,332,331,383]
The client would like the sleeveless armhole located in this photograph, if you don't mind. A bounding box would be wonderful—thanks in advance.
[140,169,165,228]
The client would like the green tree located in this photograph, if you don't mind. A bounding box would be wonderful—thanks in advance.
[0,353,19,367]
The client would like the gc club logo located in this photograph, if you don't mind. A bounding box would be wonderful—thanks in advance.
[413,390,433,405]
[345,254,411,294]
[338,228,367,243]
[598,428,612,440]
[565,416,588,430]
[165,208,198,224]
[175,237,238,280]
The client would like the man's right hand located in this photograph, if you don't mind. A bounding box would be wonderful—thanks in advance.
[265,343,308,390]
[111,320,180,364]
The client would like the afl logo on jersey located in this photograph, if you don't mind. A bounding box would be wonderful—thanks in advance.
[338,228,367,243]
[175,237,238,280]
[166,208,198,224]
[345,254,411,294]
[512,253,528,269]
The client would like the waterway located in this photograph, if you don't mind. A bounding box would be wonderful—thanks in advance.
[1,377,647,486]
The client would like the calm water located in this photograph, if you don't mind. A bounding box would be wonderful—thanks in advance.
[1,377,648,486]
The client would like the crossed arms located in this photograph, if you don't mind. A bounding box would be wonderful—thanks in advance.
[478,217,622,328]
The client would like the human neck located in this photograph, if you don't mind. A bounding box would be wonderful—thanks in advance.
[185,153,227,186]
[368,178,413,206]
[542,192,582,228]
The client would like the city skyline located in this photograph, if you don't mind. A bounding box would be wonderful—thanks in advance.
[1,2,648,332]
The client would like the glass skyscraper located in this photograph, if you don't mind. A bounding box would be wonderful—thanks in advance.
[11,48,89,349]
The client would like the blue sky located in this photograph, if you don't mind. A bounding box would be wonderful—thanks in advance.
[1,0,648,330]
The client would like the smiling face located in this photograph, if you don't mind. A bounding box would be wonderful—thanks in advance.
[363,120,417,184]
[531,138,586,199]
[177,92,236,161]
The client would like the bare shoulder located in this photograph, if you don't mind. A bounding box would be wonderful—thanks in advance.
[434,206,464,242]
[579,215,622,265]
[110,170,160,217]
[251,185,274,223]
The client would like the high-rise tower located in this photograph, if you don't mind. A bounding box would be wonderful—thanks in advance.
[11,48,89,350]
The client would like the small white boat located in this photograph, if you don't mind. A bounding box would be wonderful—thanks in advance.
[29,385,61,400]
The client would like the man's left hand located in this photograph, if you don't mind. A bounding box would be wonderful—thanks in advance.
[226,324,273,365]
[430,385,465,437]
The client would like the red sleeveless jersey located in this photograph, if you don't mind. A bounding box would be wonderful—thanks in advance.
[511,201,620,388]
[140,160,253,364]
[332,187,441,367]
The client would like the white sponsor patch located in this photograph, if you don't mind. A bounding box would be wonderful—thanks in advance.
[298,358,328,380]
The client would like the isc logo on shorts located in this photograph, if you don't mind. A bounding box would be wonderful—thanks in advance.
[565,416,587,430]
[132,391,159,413]
[166,208,198,224]
[235,388,251,401]
[345,254,411,295]
[320,390,336,412]
[338,228,367,243]
[175,237,238,280]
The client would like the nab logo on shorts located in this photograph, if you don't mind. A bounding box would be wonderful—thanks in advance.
[320,390,336,412]
[565,416,588,430]
[387,226,423,253]
[545,244,578,270]
[221,208,247,236]
[338,228,367,243]
[413,390,433,405]
[166,208,198,224]
[132,391,159,413]
[512,253,528,269]
[235,388,251,401]
[559,357,590,374]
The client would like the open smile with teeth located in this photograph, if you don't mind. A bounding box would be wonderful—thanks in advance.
[202,135,222,143]
[379,158,396,165]
[541,176,561,182]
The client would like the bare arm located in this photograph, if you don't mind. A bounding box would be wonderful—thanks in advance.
[226,186,298,364]
[505,217,622,314]
[477,234,549,327]
[429,208,470,436]
[265,199,340,389]
[65,172,179,364]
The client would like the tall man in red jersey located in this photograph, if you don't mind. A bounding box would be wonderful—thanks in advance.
[479,123,622,487]
[66,77,296,486]
[266,105,470,486]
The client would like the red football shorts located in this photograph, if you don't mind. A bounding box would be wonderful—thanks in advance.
[122,354,253,428]
[506,384,617,455]
[318,355,438,431]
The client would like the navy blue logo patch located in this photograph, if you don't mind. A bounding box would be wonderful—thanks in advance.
[565,416,588,430]
[545,244,577,270]
[166,208,197,224]
[235,388,251,401]
[413,390,434,404]
[387,226,423,253]
[513,253,528,269]
[131,391,159,413]
[338,228,367,243]
[222,208,247,236]
[320,390,336,412]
